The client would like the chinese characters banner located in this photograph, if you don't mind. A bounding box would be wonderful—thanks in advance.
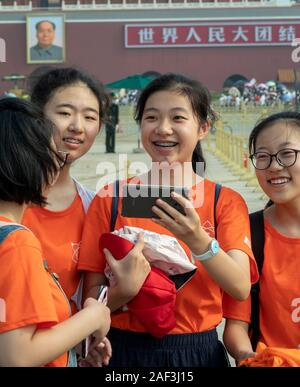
[125,21,300,48]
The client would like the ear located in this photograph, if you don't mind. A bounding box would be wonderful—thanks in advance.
[197,121,210,141]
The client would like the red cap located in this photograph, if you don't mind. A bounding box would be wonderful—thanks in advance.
[100,233,176,337]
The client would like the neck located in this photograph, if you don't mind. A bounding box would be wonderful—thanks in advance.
[55,164,73,186]
[0,201,26,223]
[266,201,300,237]
[45,164,77,211]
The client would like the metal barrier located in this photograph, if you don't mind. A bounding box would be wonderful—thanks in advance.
[207,119,268,199]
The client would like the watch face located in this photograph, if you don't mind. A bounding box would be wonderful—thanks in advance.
[211,239,220,254]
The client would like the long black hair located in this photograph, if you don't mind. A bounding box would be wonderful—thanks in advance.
[0,98,59,206]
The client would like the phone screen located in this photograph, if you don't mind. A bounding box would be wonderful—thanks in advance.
[121,184,189,219]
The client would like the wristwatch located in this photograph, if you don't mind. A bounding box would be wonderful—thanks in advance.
[191,238,220,262]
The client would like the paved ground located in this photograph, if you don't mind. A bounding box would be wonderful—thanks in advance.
[71,119,267,367]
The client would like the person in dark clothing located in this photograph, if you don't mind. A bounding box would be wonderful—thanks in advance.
[105,94,119,153]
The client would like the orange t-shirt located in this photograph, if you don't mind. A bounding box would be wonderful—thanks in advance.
[223,219,300,349]
[23,194,85,313]
[260,220,300,348]
[239,342,300,367]
[222,294,252,323]
[0,217,70,367]
[78,178,258,334]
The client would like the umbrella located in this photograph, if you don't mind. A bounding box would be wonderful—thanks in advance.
[266,80,276,87]
[276,82,287,92]
[2,74,26,82]
[234,79,247,93]
[228,86,240,97]
[3,92,17,98]
[257,83,268,90]
[106,74,154,90]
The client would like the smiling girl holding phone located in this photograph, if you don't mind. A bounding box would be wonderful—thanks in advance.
[79,73,258,367]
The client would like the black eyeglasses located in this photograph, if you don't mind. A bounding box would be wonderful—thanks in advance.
[56,151,69,169]
[250,148,300,170]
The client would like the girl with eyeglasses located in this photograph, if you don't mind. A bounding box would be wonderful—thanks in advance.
[0,98,111,367]
[22,68,111,366]
[223,111,300,366]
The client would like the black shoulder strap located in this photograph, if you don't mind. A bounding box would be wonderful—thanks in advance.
[110,180,119,232]
[249,210,265,274]
[249,209,265,350]
[214,183,222,239]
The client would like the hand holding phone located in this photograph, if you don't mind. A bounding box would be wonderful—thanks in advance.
[83,285,108,359]
[121,184,189,219]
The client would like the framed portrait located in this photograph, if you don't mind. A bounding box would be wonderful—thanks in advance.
[26,14,65,64]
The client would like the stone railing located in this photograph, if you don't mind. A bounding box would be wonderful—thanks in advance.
[0,0,295,11]
[61,0,292,10]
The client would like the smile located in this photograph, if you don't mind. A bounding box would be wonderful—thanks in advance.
[63,138,83,144]
[153,141,178,148]
[267,177,291,185]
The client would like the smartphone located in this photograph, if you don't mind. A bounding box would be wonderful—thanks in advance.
[82,285,108,359]
[121,184,189,219]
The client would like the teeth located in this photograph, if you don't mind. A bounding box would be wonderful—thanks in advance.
[64,138,81,144]
[269,178,290,185]
[154,142,177,147]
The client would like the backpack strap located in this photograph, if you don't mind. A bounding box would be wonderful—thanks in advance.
[214,183,222,239]
[249,209,265,350]
[110,180,119,232]
[0,221,30,244]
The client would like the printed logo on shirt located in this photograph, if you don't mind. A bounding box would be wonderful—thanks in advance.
[243,236,251,249]
[0,298,6,322]
[202,220,215,236]
[291,298,300,323]
[71,242,81,264]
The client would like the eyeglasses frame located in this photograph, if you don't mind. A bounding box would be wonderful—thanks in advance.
[249,148,300,170]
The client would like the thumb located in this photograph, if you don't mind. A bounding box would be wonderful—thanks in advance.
[133,233,144,252]
[103,248,117,268]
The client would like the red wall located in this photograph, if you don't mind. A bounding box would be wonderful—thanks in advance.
[0,21,297,92]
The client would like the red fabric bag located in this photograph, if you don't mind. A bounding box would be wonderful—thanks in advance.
[100,233,176,337]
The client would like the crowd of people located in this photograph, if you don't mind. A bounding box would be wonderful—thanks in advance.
[0,67,299,368]
[219,79,296,108]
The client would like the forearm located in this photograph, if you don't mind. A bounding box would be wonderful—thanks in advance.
[200,250,250,300]
[223,320,254,363]
[190,234,250,300]
[85,283,133,313]
[1,306,106,367]
[106,284,136,312]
